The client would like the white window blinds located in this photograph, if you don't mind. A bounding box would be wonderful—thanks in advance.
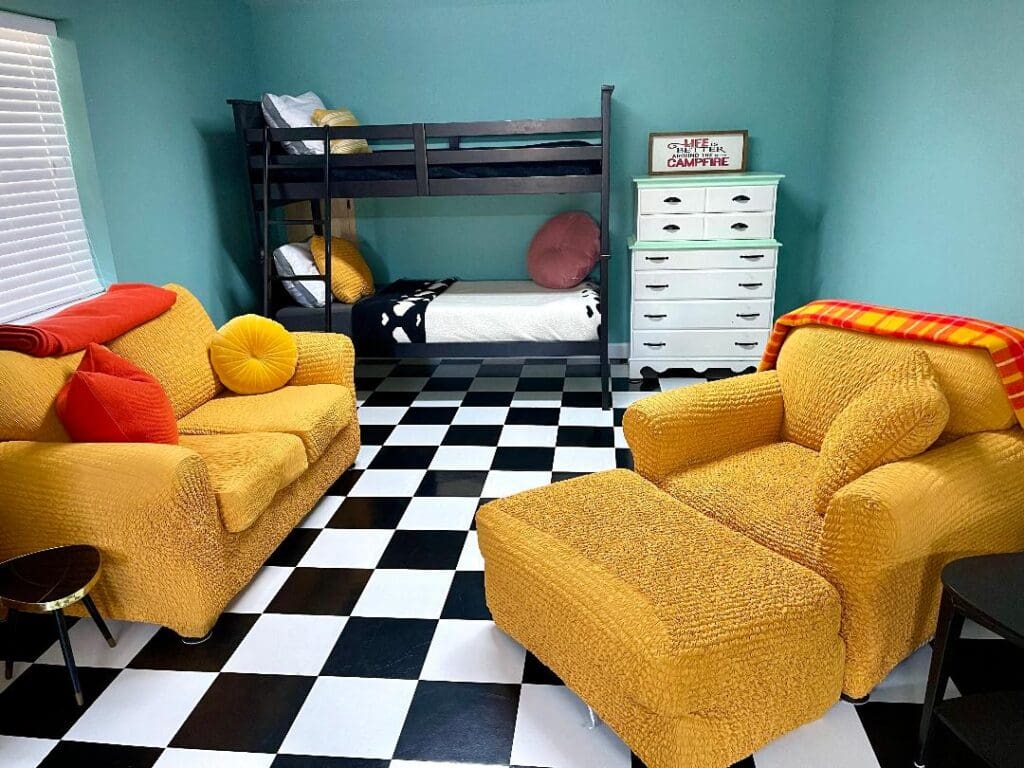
[0,14,102,324]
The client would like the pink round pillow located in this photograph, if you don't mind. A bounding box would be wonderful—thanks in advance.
[527,211,600,289]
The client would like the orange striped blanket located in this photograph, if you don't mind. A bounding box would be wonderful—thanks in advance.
[758,299,1024,427]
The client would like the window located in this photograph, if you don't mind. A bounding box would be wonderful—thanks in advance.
[0,11,101,324]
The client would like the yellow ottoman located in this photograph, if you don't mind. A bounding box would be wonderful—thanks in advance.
[477,469,845,768]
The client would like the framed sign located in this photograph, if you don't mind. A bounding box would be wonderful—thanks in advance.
[648,130,748,175]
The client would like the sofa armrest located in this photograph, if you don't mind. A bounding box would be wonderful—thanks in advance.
[0,441,231,636]
[622,371,785,484]
[820,429,1024,697]
[289,331,356,390]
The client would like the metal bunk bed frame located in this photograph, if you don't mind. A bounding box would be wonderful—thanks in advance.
[228,85,613,408]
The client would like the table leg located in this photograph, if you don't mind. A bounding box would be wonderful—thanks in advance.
[3,609,15,680]
[916,589,964,767]
[53,609,83,706]
[81,595,116,649]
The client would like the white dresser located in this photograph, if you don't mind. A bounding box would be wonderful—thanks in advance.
[629,172,783,379]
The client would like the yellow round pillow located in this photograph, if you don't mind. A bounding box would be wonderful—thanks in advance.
[209,314,298,395]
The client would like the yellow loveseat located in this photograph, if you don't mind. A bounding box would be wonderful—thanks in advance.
[0,285,360,638]
[624,325,1024,699]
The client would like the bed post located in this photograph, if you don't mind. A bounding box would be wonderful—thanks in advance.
[598,84,614,410]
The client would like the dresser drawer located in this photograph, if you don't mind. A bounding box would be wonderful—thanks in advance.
[634,269,775,300]
[637,214,704,241]
[633,299,774,330]
[632,329,770,359]
[705,185,776,213]
[638,186,705,214]
[703,212,774,239]
[633,247,777,271]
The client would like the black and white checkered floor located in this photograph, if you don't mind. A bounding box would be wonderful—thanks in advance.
[1,358,1017,768]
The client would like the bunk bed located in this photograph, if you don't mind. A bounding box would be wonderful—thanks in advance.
[227,85,613,408]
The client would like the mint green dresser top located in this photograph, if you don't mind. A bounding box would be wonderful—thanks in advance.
[634,172,784,188]
[628,236,782,250]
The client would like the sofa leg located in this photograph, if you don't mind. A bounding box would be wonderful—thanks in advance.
[178,630,212,645]
[841,692,871,706]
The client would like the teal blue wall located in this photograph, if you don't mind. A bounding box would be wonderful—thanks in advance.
[817,0,1024,326]
[1,0,258,324]
[249,0,838,342]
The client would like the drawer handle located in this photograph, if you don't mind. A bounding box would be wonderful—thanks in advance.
[662,224,681,232]
[738,282,763,289]
[732,194,751,203]
[663,196,682,204]
[645,284,669,290]
[643,314,667,319]
[734,341,760,349]
[645,256,669,262]
[643,342,666,348]
[736,312,761,319]
[739,254,764,260]
[731,222,749,231]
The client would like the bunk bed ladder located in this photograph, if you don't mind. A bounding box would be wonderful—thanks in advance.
[259,125,334,333]
[598,84,613,411]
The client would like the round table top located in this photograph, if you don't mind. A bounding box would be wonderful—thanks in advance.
[943,552,1024,646]
[0,545,102,613]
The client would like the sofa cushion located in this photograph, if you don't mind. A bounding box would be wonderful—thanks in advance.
[662,441,822,571]
[813,351,949,514]
[776,325,1015,449]
[181,432,308,533]
[0,350,81,441]
[177,383,354,462]
[107,284,221,418]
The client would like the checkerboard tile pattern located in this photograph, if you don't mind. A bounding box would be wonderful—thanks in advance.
[0,358,1008,768]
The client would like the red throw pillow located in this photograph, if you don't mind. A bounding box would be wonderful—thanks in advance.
[56,343,178,444]
[527,211,600,289]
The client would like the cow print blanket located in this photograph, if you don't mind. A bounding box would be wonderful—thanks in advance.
[353,278,456,353]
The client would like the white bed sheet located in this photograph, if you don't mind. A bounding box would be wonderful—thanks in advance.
[424,280,599,343]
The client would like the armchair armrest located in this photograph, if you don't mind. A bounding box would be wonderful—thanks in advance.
[623,371,785,484]
[0,441,231,636]
[820,429,1024,697]
[289,331,356,390]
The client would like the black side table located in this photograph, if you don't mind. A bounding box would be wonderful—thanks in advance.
[0,545,117,706]
[917,552,1024,767]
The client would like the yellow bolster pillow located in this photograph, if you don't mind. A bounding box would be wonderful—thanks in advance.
[310,108,372,155]
[209,314,298,395]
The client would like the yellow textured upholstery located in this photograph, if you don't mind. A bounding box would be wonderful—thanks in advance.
[0,350,80,442]
[662,442,822,571]
[310,236,374,304]
[289,331,356,390]
[0,285,360,637]
[622,370,784,484]
[478,470,844,768]
[814,351,949,514]
[107,284,222,418]
[625,323,1024,698]
[776,325,1015,449]
[178,383,353,462]
[821,429,1024,697]
[180,433,308,533]
[210,314,298,395]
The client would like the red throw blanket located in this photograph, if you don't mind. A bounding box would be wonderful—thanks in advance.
[0,283,177,357]
[759,299,1024,427]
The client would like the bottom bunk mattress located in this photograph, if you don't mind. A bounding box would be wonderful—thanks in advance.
[351,278,600,351]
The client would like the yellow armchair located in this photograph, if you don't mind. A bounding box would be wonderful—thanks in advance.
[624,325,1024,698]
[0,285,360,638]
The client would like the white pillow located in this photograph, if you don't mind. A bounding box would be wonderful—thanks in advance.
[273,241,325,308]
[261,91,327,155]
